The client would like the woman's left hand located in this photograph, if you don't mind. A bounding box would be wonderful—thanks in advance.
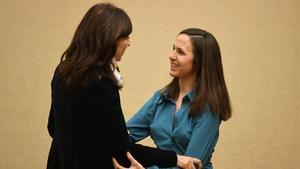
[112,152,145,169]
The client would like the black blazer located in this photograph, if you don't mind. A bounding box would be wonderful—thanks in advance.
[46,73,177,169]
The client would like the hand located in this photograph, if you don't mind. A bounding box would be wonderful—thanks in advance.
[112,152,145,169]
[176,155,202,169]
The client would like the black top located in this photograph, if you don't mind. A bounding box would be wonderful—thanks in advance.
[46,72,177,169]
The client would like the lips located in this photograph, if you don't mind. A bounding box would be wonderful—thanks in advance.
[170,63,179,70]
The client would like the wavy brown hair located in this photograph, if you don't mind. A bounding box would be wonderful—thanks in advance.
[162,28,232,121]
[57,3,132,92]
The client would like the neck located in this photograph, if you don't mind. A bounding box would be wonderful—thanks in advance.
[178,75,195,96]
[174,75,195,112]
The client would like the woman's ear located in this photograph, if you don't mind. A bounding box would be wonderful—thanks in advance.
[112,57,118,66]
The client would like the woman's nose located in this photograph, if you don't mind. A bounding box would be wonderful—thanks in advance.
[127,39,131,46]
[169,51,176,60]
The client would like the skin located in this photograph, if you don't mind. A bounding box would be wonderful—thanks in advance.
[169,34,195,81]
[112,152,145,169]
[169,34,196,111]
[112,34,202,169]
[114,37,131,61]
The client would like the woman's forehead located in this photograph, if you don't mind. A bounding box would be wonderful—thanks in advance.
[175,34,192,51]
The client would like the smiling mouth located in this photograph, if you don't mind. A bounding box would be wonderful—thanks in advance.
[171,63,178,67]
[170,63,179,70]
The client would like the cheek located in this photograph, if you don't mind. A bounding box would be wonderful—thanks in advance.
[124,44,129,50]
[120,45,128,55]
[183,58,194,72]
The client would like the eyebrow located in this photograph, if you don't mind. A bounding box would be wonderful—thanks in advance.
[173,45,186,54]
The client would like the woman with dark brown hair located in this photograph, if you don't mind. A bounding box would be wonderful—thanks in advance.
[127,28,232,169]
[46,3,201,169]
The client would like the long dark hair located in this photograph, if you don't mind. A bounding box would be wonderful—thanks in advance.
[57,3,132,92]
[162,28,231,121]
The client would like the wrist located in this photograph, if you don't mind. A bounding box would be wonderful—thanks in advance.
[176,155,183,168]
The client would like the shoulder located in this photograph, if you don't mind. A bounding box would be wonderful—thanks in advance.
[148,90,165,105]
[89,75,118,90]
[192,108,221,126]
[153,90,162,99]
[137,90,163,110]
[79,75,120,100]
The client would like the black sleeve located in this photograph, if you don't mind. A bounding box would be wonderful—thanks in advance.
[47,80,55,138]
[47,70,59,138]
[47,102,55,138]
[85,77,177,168]
[129,144,177,168]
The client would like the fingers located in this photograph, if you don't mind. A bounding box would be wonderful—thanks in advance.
[192,159,202,169]
[196,160,202,169]
[191,158,201,169]
[186,157,201,168]
[186,161,196,169]
[112,158,123,169]
[112,152,145,169]
[126,152,135,162]
[177,155,202,169]
[127,152,144,168]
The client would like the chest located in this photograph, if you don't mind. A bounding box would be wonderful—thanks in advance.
[149,101,195,152]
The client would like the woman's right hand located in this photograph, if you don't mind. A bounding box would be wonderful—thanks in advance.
[176,155,202,169]
[112,152,145,169]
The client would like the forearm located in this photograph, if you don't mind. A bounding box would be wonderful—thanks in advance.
[128,144,177,168]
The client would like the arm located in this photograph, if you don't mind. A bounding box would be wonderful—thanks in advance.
[113,152,202,169]
[127,91,161,142]
[85,77,132,166]
[184,110,220,166]
[47,102,54,138]
[127,92,203,169]
[47,70,59,138]
[47,78,55,138]
[86,78,177,168]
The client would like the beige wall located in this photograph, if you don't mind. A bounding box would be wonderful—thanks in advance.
[0,0,298,168]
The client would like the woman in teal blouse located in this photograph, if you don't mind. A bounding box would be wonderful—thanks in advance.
[127,28,232,169]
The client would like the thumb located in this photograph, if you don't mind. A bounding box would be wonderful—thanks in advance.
[112,158,121,169]
[126,152,144,168]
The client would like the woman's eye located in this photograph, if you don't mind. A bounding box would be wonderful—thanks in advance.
[178,49,185,55]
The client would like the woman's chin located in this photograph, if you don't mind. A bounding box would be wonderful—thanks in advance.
[169,71,178,77]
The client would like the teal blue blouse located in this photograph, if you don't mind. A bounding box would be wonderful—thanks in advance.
[127,91,221,169]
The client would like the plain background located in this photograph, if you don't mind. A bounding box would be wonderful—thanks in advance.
[0,0,299,168]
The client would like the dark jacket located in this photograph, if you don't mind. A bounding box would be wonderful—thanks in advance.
[46,73,177,169]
